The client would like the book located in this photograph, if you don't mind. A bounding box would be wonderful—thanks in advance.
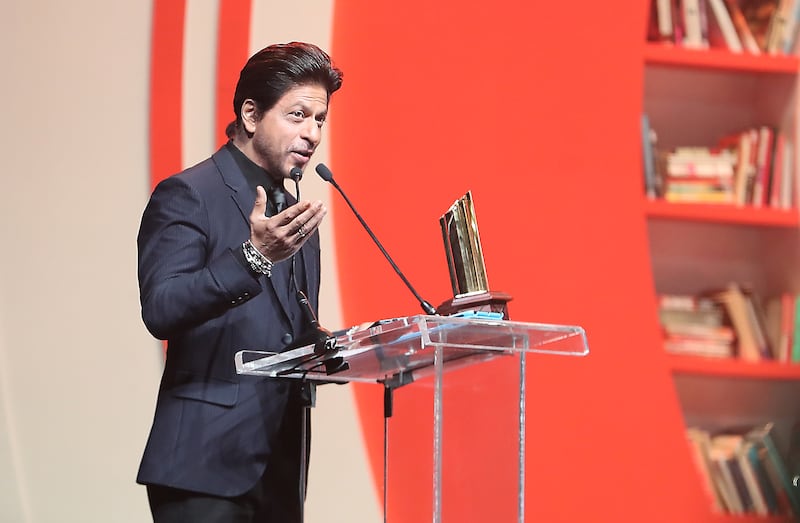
[663,189,736,203]
[766,0,793,52]
[763,292,796,362]
[711,283,771,361]
[725,0,764,52]
[684,0,711,47]
[740,0,781,51]
[780,292,796,362]
[699,0,713,44]
[737,440,770,514]
[718,129,757,205]
[641,114,659,198]
[758,442,795,514]
[746,440,781,513]
[673,0,687,43]
[775,138,797,209]
[649,0,667,41]
[708,0,747,50]
[709,434,747,513]
[781,0,800,52]
[656,0,677,41]
[665,338,735,357]
[743,288,772,358]
[768,131,786,208]
[751,126,775,207]
[687,428,727,511]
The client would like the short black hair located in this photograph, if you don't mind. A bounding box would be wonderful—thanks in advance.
[226,42,343,138]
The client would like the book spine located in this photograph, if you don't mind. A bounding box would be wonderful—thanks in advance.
[747,443,780,514]
[642,114,659,198]
[708,0,745,51]
[761,432,800,514]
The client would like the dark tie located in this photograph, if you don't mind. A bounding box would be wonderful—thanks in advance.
[267,185,286,215]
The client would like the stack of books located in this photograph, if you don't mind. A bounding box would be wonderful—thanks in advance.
[658,283,800,362]
[658,147,738,204]
[687,422,800,516]
[659,293,735,357]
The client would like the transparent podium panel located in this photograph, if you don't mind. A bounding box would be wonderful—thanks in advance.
[380,351,534,523]
[235,315,589,523]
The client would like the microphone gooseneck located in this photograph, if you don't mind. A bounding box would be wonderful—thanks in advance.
[296,290,319,328]
[314,163,437,315]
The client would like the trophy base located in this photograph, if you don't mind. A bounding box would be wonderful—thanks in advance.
[437,290,513,320]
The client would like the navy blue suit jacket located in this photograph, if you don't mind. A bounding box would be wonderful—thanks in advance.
[136,146,320,497]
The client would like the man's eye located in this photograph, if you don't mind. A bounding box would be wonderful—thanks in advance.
[291,110,305,118]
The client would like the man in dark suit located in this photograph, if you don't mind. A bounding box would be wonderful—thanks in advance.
[136,42,343,523]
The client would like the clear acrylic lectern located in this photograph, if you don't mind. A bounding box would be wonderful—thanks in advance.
[235,314,589,523]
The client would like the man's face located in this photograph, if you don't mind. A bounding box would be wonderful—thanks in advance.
[245,84,329,180]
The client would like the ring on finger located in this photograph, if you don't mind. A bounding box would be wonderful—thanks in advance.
[297,224,306,237]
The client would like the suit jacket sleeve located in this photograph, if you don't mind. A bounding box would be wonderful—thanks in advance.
[137,175,262,340]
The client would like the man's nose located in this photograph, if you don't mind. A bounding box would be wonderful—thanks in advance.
[301,119,321,145]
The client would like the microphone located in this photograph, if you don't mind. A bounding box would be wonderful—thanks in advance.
[281,165,349,376]
[315,163,437,315]
[290,167,303,201]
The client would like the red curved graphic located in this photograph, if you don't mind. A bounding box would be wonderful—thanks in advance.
[148,0,185,189]
[215,0,252,147]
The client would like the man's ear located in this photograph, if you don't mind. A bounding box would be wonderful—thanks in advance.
[240,99,258,135]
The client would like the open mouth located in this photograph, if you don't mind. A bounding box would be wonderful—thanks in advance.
[292,149,313,159]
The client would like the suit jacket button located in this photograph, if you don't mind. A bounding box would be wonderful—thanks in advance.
[281,333,293,345]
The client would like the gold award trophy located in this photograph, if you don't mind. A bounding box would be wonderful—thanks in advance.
[437,191,512,318]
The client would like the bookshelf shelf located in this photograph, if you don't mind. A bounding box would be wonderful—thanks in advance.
[669,354,800,380]
[710,515,794,522]
[644,43,800,74]
[644,199,800,227]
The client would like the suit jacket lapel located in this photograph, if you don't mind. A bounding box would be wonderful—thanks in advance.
[211,146,295,322]
[212,146,252,225]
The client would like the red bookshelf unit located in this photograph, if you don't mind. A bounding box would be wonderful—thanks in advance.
[644,2,800,519]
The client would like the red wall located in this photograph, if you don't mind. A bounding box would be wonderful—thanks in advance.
[330,1,709,520]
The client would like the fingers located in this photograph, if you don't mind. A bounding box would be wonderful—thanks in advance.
[274,200,313,224]
[275,201,325,226]
[251,186,268,219]
[298,201,327,233]
[281,201,327,241]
